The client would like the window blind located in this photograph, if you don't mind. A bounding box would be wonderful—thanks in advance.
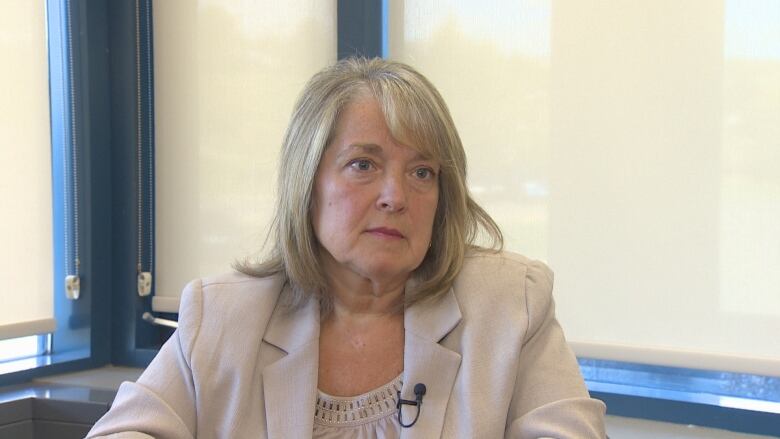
[0,1,56,340]
[389,0,780,377]
[151,0,338,313]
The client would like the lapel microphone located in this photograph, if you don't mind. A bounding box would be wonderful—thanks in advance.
[397,383,427,428]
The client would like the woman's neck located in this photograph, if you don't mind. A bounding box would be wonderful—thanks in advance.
[320,254,407,320]
[326,273,405,321]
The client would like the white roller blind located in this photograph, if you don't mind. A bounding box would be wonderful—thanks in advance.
[0,1,55,340]
[152,0,338,312]
[390,0,780,376]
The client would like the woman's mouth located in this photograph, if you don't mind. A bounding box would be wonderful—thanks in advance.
[366,227,405,239]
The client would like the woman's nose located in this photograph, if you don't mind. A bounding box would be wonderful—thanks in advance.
[376,172,407,212]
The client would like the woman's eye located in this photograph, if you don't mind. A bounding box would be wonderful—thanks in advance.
[349,159,373,172]
[414,167,435,180]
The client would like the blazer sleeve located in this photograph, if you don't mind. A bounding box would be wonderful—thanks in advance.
[505,260,607,439]
[86,280,204,439]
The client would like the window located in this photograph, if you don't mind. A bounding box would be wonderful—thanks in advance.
[0,0,55,372]
[387,0,778,434]
[0,0,113,385]
[0,337,45,365]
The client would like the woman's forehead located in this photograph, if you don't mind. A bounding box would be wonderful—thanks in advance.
[332,95,440,160]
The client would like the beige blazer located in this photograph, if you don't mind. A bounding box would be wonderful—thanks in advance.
[88,251,606,439]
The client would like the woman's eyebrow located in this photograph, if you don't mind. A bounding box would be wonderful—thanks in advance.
[338,143,435,164]
[411,151,436,163]
[337,143,383,159]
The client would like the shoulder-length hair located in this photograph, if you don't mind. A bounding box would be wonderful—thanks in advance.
[237,58,502,312]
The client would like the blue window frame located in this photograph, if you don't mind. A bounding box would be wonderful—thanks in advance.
[105,0,161,368]
[338,0,385,59]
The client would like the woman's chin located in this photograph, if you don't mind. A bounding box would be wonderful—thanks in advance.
[356,260,418,285]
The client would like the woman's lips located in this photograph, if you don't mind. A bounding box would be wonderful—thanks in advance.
[366,227,405,239]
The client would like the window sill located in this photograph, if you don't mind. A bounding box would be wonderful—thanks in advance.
[582,359,780,436]
[0,348,95,387]
[0,382,113,438]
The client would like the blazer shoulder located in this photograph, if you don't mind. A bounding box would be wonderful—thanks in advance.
[195,271,286,317]
[456,250,555,319]
[195,270,284,297]
[178,271,284,316]
[461,250,553,290]
[177,272,286,354]
[200,270,284,290]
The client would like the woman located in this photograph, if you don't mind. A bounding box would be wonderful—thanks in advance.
[88,58,606,438]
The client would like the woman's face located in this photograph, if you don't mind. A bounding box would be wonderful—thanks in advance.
[312,95,440,289]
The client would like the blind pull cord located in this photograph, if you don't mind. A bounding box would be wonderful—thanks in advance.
[64,0,80,301]
[136,0,154,299]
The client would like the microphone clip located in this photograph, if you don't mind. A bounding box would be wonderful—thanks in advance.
[397,383,426,428]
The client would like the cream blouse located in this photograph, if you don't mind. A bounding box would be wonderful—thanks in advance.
[313,373,403,439]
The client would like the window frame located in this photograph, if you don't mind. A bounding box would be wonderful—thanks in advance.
[106,0,161,368]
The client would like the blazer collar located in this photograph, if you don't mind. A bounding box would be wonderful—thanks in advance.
[404,285,462,343]
[262,283,320,353]
[261,282,463,439]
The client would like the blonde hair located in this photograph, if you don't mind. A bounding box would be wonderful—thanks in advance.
[237,58,502,311]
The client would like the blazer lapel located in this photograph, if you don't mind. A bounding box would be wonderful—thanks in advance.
[400,288,463,439]
[262,287,320,439]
